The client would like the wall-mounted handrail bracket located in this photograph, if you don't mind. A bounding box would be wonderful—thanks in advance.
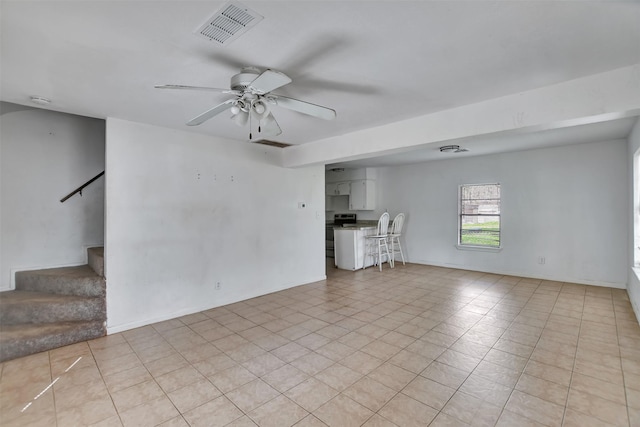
[60,171,104,203]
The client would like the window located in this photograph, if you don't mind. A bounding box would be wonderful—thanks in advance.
[459,183,501,248]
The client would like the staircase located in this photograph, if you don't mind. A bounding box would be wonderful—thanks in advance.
[0,247,106,362]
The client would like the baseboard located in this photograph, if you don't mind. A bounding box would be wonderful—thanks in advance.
[106,274,327,335]
[629,268,640,324]
[411,259,627,289]
[82,243,105,263]
[631,293,640,325]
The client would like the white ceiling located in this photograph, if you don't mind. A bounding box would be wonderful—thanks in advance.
[2,1,639,166]
[329,117,638,168]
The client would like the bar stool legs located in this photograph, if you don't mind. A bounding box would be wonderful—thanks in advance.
[389,213,406,266]
[364,212,392,271]
[390,235,405,265]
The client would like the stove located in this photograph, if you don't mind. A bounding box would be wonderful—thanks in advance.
[334,213,357,226]
[326,214,356,257]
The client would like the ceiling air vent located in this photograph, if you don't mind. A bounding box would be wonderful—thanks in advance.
[253,140,292,148]
[195,1,263,46]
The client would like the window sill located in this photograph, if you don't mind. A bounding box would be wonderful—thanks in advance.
[633,267,640,282]
[456,244,502,253]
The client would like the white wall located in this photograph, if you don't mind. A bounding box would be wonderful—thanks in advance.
[0,105,105,290]
[369,139,628,288]
[105,119,325,333]
[628,118,640,320]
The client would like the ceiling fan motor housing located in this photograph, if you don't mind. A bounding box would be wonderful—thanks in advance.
[230,67,261,91]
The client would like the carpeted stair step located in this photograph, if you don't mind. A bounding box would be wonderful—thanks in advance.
[88,246,104,278]
[15,265,105,298]
[0,291,105,325]
[2,251,108,362]
[0,321,105,362]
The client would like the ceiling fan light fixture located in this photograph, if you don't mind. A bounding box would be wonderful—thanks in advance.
[254,103,265,115]
[251,99,270,120]
[232,110,249,126]
[231,99,249,116]
[259,112,282,137]
[261,113,275,127]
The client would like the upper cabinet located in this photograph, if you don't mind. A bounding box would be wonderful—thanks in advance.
[325,182,351,196]
[326,168,376,211]
[337,182,351,195]
[349,180,376,210]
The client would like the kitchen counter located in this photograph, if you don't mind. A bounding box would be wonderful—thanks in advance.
[340,225,376,230]
[334,226,380,270]
[332,221,378,230]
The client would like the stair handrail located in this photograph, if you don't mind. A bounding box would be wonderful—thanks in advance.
[60,171,105,203]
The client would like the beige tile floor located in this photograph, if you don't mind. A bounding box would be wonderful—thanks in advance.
[1,262,639,426]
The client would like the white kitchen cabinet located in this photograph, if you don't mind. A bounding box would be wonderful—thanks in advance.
[349,180,376,210]
[325,183,338,195]
[326,182,350,196]
[334,227,376,270]
[337,182,351,195]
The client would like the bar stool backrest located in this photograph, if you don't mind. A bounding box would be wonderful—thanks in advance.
[391,213,405,235]
[377,212,390,236]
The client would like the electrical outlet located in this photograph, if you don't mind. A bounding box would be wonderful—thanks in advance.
[215,282,221,290]
[537,256,545,265]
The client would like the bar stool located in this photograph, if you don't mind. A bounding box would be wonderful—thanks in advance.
[364,212,392,271]
[388,213,406,266]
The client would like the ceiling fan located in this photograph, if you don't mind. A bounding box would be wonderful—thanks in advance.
[155,66,337,139]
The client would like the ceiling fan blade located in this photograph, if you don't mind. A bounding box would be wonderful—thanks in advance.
[155,84,240,95]
[186,99,235,126]
[248,69,292,94]
[272,95,336,120]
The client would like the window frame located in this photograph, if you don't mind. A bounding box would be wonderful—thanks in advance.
[457,183,502,251]
[634,149,640,268]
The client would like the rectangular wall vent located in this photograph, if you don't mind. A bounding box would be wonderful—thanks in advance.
[195,1,263,46]
[253,140,292,148]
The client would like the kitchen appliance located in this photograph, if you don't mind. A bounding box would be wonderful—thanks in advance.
[326,213,356,258]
